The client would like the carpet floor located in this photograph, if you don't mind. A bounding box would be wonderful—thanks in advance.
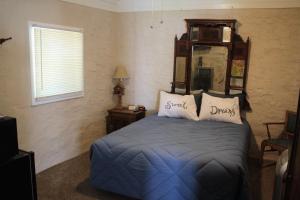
[37,152,277,200]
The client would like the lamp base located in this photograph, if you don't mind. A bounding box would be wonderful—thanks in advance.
[113,82,125,109]
[115,96,124,110]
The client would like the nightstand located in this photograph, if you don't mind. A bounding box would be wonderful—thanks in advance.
[106,108,146,134]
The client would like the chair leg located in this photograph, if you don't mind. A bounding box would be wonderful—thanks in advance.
[261,141,267,166]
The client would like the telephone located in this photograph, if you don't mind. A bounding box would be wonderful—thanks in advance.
[128,105,146,112]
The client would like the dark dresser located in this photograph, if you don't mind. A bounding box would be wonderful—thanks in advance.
[0,150,37,200]
[0,116,37,200]
[106,108,146,134]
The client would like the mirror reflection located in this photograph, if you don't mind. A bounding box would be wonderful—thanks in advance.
[175,57,186,83]
[191,45,228,93]
[175,57,187,94]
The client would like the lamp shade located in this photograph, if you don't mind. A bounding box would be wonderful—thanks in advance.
[113,66,129,79]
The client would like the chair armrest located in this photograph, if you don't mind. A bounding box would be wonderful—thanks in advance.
[283,132,294,140]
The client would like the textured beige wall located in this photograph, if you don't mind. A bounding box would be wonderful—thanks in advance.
[0,0,117,172]
[116,9,300,156]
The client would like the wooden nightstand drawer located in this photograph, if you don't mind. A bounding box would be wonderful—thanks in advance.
[106,108,146,134]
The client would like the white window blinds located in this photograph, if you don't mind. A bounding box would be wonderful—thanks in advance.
[30,23,83,105]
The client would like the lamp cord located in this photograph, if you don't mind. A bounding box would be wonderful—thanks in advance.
[160,0,164,24]
[150,0,154,29]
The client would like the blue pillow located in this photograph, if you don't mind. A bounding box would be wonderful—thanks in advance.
[193,94,202,115]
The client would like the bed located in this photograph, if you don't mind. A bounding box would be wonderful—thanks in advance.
[90,114,250,200]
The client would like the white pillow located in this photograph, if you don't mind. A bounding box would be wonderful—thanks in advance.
[199,93,242,124]
[158,91,199,121]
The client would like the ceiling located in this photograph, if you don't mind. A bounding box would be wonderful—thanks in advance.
[61,0,300,12]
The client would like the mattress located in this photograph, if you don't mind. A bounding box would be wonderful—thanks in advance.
[90,115,250,200]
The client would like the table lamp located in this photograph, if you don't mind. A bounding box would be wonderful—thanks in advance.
[113,66,129,109]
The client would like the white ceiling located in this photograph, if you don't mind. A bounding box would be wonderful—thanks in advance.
[61,0,300,12]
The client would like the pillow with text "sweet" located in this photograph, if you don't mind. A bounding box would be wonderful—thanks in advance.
[199,93,242,124]
[158,91,199,121]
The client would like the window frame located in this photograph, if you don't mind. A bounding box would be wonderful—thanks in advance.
[28,21,84,106]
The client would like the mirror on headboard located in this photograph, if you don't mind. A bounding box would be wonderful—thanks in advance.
[191,45,228,93]
[171,19,250,99]
[174,57,187,94]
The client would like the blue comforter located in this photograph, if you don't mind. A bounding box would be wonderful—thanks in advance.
[90,115,250,200]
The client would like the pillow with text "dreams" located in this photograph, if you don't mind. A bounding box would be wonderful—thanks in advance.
[158,91,199,121]
[199,93,242,124]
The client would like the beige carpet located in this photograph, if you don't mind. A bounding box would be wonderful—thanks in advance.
[36,152,277,200]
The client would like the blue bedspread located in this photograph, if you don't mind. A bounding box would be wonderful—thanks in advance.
[90,115,250,200]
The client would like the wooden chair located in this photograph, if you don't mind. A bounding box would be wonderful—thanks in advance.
[261,110,297,165]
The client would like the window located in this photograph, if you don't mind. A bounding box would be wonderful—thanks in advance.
[29,22,83,105]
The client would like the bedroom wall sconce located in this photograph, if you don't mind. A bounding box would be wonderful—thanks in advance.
[113,66,129,109]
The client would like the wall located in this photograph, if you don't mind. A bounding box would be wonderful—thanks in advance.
[1,1,300,172]
[0,0,117,172]
[117,8,300,156]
